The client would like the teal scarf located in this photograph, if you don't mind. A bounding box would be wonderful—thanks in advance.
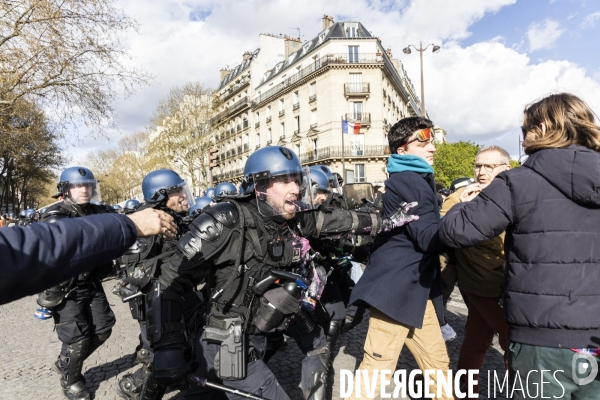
[387,154,434,174]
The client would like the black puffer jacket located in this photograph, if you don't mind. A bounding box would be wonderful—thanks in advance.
[440,145,600,348]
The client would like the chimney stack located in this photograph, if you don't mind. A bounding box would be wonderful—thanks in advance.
[243,51,251,61]
[219,69,229,81]
[322,14,334,30]
[285,36,302,58]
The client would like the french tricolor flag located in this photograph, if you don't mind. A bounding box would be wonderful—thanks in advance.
[342,119,361,134]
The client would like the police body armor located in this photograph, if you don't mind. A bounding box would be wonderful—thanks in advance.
[178,199,316,381]
[36,202,115,308]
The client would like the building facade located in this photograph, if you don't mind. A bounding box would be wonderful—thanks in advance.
[210,15,439,186]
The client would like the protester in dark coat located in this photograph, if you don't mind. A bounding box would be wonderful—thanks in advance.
[0,209,176,305]
[348,117,450,400]
[440,93,600,399]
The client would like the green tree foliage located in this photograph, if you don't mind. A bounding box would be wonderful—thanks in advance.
[433,141,480,187]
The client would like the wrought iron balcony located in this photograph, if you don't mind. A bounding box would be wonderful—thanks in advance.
[344,83,370,99]
[279,110,285,117]
[344,113,371,127]
[309,94,317,103]
[293,103,300,110]
[243,120,249,129]
[255,122,260,128]
[299,145,389,163]
[244,143,249,151]
[310,123,317,130]
[237,145,242,153]
[294,129,299,135]
[280,135,285,140]
[266,116,272,123]
[237,124,241,132]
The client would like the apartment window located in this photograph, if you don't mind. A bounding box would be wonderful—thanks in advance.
[293,91,299,104]
[351,102,363,120]
[268,128,272,143]
[355,164,366,183]
[349,73,362,92]
[346,26,357,38]
[267,105,271,117]
[280,122,285,138]
[311,109,317,125]
[295,116,300,133]
[310,82,316,96]
[348,46,359,63]
[279,99,284,111]
[255,111,259,120]
[256,132,260,147]
[313,139,318,158]
[295,143,301,156]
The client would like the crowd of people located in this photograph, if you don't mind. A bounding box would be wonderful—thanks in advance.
[2,92,599,400]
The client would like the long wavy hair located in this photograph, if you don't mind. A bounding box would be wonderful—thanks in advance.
[523,93,600,155]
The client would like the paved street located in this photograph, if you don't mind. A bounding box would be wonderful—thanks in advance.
[0,280,507,399]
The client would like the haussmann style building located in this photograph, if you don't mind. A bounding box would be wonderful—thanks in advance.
[209,15,440,186]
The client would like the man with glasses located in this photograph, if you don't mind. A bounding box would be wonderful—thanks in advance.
[348,117,452,400]
[440,145,511,393]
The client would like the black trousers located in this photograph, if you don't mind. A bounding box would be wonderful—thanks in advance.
[52,282,115,374]
[182,319,328,399]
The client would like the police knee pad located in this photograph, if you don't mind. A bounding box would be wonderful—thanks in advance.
[153,347,187,388]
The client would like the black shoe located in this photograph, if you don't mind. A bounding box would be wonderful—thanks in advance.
[60,379,90,400]
[115,373,141,400]
[52,359,63,375]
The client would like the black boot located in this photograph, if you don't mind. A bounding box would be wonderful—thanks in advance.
[116,370,144,400]
[60,379,90,400]
[325,319,344,352]
[305,348,334,400]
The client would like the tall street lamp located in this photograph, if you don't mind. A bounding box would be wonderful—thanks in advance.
[402,42,440,117]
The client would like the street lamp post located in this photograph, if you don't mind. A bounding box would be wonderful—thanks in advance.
[402,42,440,117]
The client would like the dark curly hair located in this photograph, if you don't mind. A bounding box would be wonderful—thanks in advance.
[388,116,434,154]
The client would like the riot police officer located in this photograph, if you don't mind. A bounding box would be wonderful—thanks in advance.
[124,199,141,214]
[122,147,416,400]
[116,170,194,397]
[38,167,116,400]
[214,181,237,197]
[18,208,40,226]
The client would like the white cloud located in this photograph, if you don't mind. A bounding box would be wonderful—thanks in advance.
[582,11,600,28]
[526,19,565,52]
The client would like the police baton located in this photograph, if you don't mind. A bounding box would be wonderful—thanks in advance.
[188,376,269,400]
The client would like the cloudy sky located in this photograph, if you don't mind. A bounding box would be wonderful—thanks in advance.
[72,0,600,162]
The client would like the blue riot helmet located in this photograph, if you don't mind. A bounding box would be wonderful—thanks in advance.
[19,210,26,218]
[6,212,15,219]
[24,208,38,221]
[189,196,212,217]
[215,182,237,197]
[312,164,340,192]
[204,187,216,198]
[124,199,141,212]
[142,169,194,213]
[242,146,314,217]
[308,167,331,206]
[57,166,101,205]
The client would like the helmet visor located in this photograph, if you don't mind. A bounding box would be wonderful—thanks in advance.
[254,167,316,218]
[66,180,101,205]
[165,181,195,214]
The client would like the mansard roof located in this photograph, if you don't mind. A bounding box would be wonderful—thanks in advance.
[217,49,260,90]
[257,21,373,89]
